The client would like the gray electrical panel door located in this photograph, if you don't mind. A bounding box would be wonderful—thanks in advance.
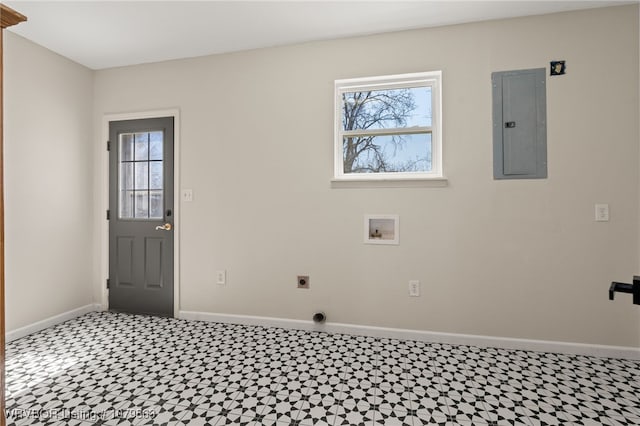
[492,68,547,179]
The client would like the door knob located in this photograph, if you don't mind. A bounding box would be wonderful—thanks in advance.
[155,223,172,231]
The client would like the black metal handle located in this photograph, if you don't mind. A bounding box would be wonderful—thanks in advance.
[609,282,633,300]
[609,276,640,305]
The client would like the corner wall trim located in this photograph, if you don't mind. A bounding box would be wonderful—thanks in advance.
[179,310,640,360]
[6,304,101,342]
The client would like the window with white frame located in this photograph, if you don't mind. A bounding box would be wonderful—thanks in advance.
[334,71,442,180]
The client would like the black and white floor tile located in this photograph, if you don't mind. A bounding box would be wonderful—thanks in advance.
[5,312,640,425]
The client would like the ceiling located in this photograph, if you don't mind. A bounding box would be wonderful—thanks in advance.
[6,0,635,70]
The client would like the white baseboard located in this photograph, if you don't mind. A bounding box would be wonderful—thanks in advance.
[6,304,102,342]
[179,310,640,360]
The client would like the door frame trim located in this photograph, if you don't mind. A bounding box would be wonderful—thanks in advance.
[100,109,181,316]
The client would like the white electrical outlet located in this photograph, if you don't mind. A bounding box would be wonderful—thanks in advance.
[595,203,609,222]
[182,189,193,202]
[216,270,226,285]
[409,280,420,297]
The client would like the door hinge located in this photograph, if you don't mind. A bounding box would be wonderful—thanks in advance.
[106,209,110,220]
[107,141,111,151]
[106,278,110,289]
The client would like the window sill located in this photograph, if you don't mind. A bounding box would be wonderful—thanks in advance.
[330,177,448,189]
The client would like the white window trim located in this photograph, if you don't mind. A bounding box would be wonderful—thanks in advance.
[333,71,444,183]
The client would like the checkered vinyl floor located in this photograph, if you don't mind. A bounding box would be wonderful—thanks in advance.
[5,312,640,425]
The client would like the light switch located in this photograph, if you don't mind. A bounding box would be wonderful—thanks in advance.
[182,189,193,202]
[595,204,609,222]
[409,280,420,297]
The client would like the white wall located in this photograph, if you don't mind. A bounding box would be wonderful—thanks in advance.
[4,32,94,331]
[91,5,638,348]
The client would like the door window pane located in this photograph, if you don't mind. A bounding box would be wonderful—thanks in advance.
[135,192,149,218]
[134,133,149,161]
[120,134,134,161]
[150,161,163,189]
[149,132,163,161]
[120,191,134,218]
[149,191,163,219]
[119,131,165,219]
[120,163,134,190]
[135,162,149,190]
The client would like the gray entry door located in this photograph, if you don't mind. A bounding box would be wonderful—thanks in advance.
[109,117,174,316]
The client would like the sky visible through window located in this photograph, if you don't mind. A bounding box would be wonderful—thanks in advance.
[342,86,432,173]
